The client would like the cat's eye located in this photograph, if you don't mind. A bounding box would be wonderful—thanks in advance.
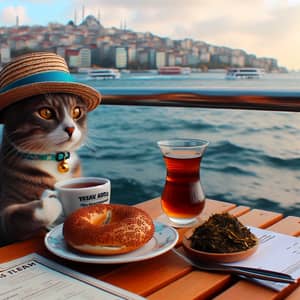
[72,107,81,119]
[39,108,54,120]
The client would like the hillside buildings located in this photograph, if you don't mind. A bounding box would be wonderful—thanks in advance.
[0,15,284,72]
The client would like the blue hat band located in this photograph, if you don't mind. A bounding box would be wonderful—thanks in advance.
[0,71,74,94]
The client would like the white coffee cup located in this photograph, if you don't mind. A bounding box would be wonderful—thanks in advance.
[54,177,111,216]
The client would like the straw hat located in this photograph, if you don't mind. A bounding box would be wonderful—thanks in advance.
[0,52,101,115]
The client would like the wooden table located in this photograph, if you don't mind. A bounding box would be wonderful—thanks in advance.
[1,197,299,300]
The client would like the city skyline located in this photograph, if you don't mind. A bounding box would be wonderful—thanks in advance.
[0,1,300,70]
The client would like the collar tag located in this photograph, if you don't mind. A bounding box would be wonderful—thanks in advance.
[55,152,70,162]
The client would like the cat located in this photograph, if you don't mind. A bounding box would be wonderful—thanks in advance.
[0,93,88,245]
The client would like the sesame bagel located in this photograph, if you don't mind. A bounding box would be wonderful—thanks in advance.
[63,204,155,255]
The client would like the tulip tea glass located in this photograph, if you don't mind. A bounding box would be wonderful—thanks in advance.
[158,139,209,226]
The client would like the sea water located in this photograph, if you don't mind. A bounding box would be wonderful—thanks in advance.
[2,72,298,216]
[75,72,300,216]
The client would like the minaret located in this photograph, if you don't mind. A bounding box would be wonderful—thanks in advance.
[120,19,126,31]
[16,15,19,28]
[74,9,77,25]
[120,19,127,31]
[82,5,85,22]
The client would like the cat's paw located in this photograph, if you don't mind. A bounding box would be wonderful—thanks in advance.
[34,189,62,225]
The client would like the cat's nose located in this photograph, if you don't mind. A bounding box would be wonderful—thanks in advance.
[64,126,75,137]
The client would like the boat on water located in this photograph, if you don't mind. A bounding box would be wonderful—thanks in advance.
[87,68,121,80]
[158,66,191,75]
[225,68,264,79]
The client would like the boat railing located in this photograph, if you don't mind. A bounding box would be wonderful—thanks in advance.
[99,88,300,112]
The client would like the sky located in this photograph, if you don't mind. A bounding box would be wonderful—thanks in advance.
[0,0,300,70]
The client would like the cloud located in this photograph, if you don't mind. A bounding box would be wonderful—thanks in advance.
[68,0,300,68]
[187,3,300,67]
[71,1,277,38]
[0,0,298,68]
[0,6,30,26]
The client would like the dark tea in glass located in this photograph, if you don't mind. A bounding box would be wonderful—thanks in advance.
[158,139,209,225]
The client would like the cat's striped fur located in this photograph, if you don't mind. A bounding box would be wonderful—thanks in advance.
[0,93,87,245]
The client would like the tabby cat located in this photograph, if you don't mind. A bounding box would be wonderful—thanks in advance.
[0,93,88,245]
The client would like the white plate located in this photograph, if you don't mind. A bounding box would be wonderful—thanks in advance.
[45,221,179,264]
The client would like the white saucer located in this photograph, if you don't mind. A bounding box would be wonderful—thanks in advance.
[45,221,179,264]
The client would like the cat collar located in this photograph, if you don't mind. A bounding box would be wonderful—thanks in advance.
[18,151,71,173]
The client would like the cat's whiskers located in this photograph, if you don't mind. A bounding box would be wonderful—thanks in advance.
[15,137,53,154]
[53,136,70,146]
[9,125,74,152]
[5,126,85,157]
[82,140,98,154]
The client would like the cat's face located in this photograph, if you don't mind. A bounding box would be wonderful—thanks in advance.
[2,93,88,153]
